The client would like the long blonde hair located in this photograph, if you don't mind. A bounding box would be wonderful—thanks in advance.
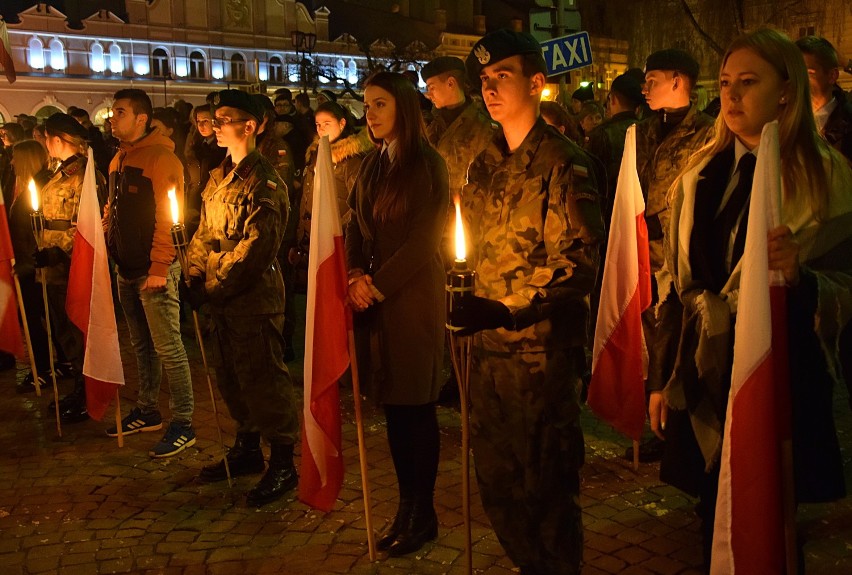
[691,28,836,219]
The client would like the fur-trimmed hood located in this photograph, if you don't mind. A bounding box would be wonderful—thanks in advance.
[305,127,376,166]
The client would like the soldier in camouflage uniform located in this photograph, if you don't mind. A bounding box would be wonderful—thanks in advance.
[37,113,107,423]
[455,30,605,575]
[187,90,299,507]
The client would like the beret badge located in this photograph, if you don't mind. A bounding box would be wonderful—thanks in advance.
[474,44,491,65]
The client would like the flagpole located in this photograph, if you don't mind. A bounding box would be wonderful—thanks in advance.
[12,271,41,397]
[40,271,61,437]
[347,327,376,561]
[632,439,639,471]
[447,331,473,575]
[114,389,124,447]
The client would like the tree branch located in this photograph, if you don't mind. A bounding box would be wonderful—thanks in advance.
[678,0,725,55]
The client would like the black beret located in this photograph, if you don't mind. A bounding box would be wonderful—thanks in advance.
[251,93,274,115]
[211,89,264,123]
[644,48,700,83]
[421,56,466,81]
[44,113,89,140]
[571,85,594,102]
[610,73,645,107]
[466,29,546,84]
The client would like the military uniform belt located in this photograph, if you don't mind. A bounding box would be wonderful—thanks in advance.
[211,238,239,253]
[44,220,72,231]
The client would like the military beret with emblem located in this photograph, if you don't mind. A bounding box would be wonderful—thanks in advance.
[571,84,594,103]
[212,89,265,123]
[44,112,90,141]
[465,29,546,86]
[421,56,466,82]
[644,48,700,83]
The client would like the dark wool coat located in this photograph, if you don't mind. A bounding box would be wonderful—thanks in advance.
[345,144,449,405]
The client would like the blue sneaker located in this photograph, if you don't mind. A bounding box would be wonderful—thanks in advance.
[105,407,163,437]
[149,422,196,458]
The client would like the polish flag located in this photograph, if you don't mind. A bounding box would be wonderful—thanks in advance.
[66,149,124,421]
[0,182,24,357]
[588,123,652,441]
[298,135,349,512]
[0,19,16,84]
[711,121,791,573]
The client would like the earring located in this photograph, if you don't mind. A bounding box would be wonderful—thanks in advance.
[780,97,787,104]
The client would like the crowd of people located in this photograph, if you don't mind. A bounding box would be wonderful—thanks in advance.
[1,25,851,574]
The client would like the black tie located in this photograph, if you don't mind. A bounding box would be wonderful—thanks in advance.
[714,152,756,274]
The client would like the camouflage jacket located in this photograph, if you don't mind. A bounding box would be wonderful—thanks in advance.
[41,154,106,283]
[257,131,297,248]
[426,99,497,198]
[187,150,288,315]
[635,104,714,271]
[585,111,637,226]
[463,117,605,352]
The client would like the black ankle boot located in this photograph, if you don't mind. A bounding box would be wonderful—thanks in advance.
[377,497,413,551]
[198,432,265,483]
[246,442,298,507]
[386,500,438,557]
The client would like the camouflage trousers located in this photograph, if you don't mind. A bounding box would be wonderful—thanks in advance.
[210,312,299,445]
[470,346,585,575]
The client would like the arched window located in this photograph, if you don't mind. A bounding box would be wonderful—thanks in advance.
[152,48,169,78]
[109,44,123,74]
[230,53,246,81]
[335,59,345,83]
[348,60,358,85]
[268,56,283,83]
[189,51,205,79]
[90,42,105,73]
[48,38,66,70]
[28,37,44,69]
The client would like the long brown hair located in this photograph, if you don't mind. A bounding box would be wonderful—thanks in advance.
[12,140,49,198]
[364,71,428,224]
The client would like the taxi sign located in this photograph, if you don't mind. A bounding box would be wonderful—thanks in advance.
[540,31,593,77]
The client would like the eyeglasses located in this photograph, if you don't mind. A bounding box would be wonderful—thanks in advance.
[211,117,250,128]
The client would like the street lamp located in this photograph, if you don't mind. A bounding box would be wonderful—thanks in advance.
[291,30,317,92]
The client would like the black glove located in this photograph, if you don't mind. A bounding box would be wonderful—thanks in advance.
[452,296,513,336]
[34,247,68,268]
[186,276,207,311]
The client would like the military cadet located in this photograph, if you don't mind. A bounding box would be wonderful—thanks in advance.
[37,113,106,423]
[631,49,715,462]
[455,30,604,575]
[187,90,299,507]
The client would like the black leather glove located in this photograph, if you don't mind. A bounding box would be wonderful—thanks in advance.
[452,295,513,336]
[186,276,207,311]
[33,247,68,268]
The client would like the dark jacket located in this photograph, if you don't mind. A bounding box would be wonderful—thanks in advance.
[345,144,448,405]
[106,130,183,280]
[586,110,637,227]
[822,85,852,161]
[9,168,51,277]
[184,132,226,238]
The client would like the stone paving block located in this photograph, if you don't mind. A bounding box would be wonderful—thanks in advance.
[60,551,97,566]
[23,553,60,573]
[168,549,209,566]
[639,554,690,574]
[585,552,628,574]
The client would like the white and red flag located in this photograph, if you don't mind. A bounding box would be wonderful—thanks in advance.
[0,181,24,357]
[298,135,349,512]
[66,149,124,421]
[711,121,791,573]
[588,123,652,441]
[0,19,16,84]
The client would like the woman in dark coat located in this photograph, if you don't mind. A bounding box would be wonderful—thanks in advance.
[345,71,449,557]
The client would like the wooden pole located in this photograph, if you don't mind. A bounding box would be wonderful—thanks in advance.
[781,439,797,572]
[192,310,232,487]
[633,439,639,471]
[13,272,41,397]
[40,271,61,437]
[114,389,124,448]
[448,332,473,575]
[347,328,376,561]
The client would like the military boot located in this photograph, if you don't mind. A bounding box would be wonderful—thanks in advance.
[57,376,89,424]
[386,498,438,557]
[198,432,265,483]
[246,442,298,507]
[377,496,414,551]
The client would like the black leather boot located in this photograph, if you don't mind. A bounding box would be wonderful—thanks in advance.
[198,432,265,483]
[377,497,413,551]
[386,499,438,557]
[246,442,298,507]
[57,377,89,424]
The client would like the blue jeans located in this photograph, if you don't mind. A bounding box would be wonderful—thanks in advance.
[117,261,194,424]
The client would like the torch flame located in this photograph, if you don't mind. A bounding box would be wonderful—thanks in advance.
[29,179,39,212]
[167,188,179,225]
[454,200,465,263]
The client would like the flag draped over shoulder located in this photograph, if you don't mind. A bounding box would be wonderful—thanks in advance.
[298,135,349,512]
[711,121,791,574]
[66,149,124,421]
[0,181,24,357]
[0,19,16,84]
[588,123,652,441]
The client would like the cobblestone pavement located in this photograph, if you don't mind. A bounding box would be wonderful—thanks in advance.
[1,301,850,574]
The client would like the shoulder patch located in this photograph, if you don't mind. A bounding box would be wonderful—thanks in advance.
[259,197,278,210]
[266,180,278,190]
[277,149,287,156]
[573,164,588,179]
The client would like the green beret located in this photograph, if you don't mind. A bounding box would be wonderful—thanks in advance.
[421,56,466,81]
[466,29,546,85]
[644,48,700,83]
[44,113,89,140]
[212,89,264,123]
